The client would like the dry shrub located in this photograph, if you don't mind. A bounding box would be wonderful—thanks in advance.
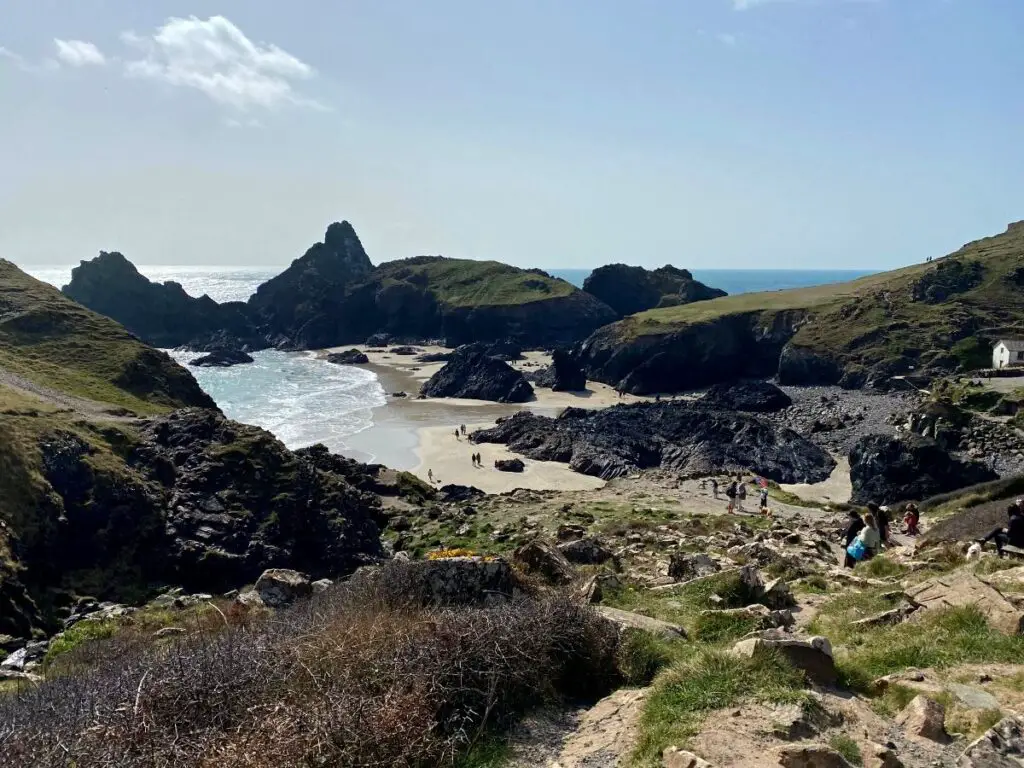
[0,562,619,767]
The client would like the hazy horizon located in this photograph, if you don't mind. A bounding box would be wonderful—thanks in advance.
[4,1,1023,270]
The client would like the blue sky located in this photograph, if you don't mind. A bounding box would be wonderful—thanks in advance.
[2,0,1022,269]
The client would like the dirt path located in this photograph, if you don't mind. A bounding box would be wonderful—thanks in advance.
[0,365,139,422]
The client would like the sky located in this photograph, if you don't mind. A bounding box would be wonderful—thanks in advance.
[2,1,1022,271]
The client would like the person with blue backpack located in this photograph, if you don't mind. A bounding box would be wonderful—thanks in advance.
[846,511,881,566]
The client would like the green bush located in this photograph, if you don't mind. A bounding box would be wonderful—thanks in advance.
[44,619,119,666]
[950,337,991,370]
[616,629,674,686]
[829,733,863,766]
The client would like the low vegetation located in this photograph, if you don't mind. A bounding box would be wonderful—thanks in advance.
[0,562,620,767]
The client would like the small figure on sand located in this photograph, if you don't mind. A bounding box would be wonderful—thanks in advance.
[711,478,719,499]
[471,452,480,467]
[454,428,460,441]
[427,468,434,483]
[460,424,467,436]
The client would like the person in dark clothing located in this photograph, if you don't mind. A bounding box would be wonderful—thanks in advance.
[979,503,1024,556]
[842,509,866,568]
[867,502,890,545]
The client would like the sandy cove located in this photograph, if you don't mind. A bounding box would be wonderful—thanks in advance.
[321,344,663,493]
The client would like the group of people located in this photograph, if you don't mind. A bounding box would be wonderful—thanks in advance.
[453,424,467,440]
[470,452,483,467]
[703,475,771,516]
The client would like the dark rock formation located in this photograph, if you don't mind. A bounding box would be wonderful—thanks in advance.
[583,264,727,318]
[579,310,804,395]
[473,401,835,482]
[326,349,369,365]
[63,252,259,349]
[701,381,792,413]
[514,540,575,585]
[416,351,452,363]
[912,259,985,304]
[848,434,997,505]
[421,344,534,403]
[494,458,525,472]
[528,348,587,392]
[439,484,486,503]
[13,410,386,636]
[247,221,376,349]
[776,344,844,386]
[557,537,614,565]
[188,349,254,367]
[389,345,421,356]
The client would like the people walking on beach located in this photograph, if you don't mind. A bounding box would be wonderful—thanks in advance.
[454,428,460,441]
[460,424,466,436]
[841,509,865,568]
[725,481,737,513]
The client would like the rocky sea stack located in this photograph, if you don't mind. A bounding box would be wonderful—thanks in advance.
[421,343,534,403]
[583,263,726,317]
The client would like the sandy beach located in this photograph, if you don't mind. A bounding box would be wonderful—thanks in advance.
[323,344,660,492]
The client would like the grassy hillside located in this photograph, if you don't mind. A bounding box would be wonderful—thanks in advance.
[0,260,213,414]
[623,223,1024,348]
[374,257,576,308]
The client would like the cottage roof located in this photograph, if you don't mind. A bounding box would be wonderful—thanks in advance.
[996,339,1024,351]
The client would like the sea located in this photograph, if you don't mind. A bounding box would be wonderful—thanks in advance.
[29,265,871,460]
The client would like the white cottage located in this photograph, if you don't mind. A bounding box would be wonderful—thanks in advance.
[993,339,1024,369]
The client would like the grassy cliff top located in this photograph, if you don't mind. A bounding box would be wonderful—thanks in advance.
[0,260,212,415]
[617,222,1024,340]
[373,257,577,308]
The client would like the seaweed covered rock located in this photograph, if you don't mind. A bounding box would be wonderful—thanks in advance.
[848,434,997,504]
[473,401,834,483]
[583,264,726,318]
[421,344,534,403]
[701,381,792,413]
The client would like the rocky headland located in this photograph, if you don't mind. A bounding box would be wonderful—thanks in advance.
[583,263,727,317]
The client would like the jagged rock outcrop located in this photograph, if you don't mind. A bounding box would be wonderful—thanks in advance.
[777,344,844,386]
[63,251,258,349]
[848,434,997,504]
[528,348,587,391]
[583,264,726,317]
[247,222,375,349]
[472,401,835,482]
[421,344,534,403]
[701,381,792,413]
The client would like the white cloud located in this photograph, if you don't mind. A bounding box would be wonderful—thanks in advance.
[717,33,739,46]
[121,15,320,111]
[54,39,106,67]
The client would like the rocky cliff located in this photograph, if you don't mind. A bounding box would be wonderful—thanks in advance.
[64,222,617,350]
[63,251,259,350]
[579,221,1024,394]
[0,261,393,640]
[583,263,727,317]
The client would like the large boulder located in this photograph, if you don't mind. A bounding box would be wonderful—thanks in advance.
[701,381,792,413]
[848,434,997,504]
[514,540,576,585]
[421,344,534,403]
[326,349,369,365]
[895,695,950,743]
[494,457,526,472]
[529,348,587,392]
[597,606,687,642]
[732,633,837,686]
[254,568,312,608]
[957,714,1024,767]
[668,553,720,580]
[473,401,835,483]
[905,570,1024,635]
[582,263,726,318]
[558,537,615,565]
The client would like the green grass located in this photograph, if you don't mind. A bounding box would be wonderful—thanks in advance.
[374,257,576,308]
[0,260,211,414]
[632,650,808,766]
[44,619,120,665]
[854,555,909,580]
[829,733,863,766]
[835,606,1024,692]
[454,736,513,768]
[616,628,679,686]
